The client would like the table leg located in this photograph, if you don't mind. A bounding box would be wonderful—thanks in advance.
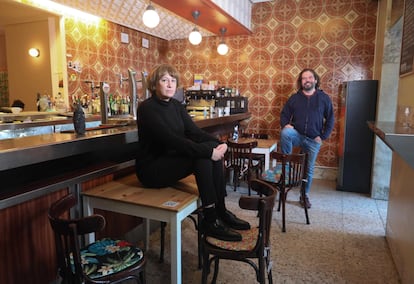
[82,196,95,244]
[144,218,150,251]
[170,215,181,284]
[264,151,270,170]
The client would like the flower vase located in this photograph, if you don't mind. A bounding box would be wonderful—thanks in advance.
[73,103,86,135]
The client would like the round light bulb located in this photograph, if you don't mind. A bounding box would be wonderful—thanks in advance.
[217,42,229,55]
[142,5,160,28]
[189,28,202,45]
[28,48,40,57]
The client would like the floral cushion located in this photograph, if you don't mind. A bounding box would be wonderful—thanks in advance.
[75,238,144,279]
[206,227,259,251]
[261,164,290,184]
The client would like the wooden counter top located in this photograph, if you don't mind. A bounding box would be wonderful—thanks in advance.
[192,112,250,128]
[368,121,414,169]
[0,112,102,130]
[0,126,138,171]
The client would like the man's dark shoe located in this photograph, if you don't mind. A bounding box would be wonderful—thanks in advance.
[300,195,312,209]
[201,218,242,241]
[221,210,251,230]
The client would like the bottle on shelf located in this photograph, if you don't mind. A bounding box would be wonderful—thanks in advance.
[232,124,239,141]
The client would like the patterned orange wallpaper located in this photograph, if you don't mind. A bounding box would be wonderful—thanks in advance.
[66,0,378,168]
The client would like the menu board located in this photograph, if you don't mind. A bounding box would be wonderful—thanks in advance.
[400,0,414,76]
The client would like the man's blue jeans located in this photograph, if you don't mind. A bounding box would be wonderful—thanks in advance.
[279,127,321,196]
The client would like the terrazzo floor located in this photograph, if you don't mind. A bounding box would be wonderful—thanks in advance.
[132,179,400,283]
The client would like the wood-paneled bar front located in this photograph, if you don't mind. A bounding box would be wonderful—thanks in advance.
[0,112,250,284]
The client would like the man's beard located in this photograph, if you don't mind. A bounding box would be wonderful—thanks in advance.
[302,82,315,91]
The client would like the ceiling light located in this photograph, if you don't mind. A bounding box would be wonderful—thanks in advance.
[189,10,202,45]
[142,2,160,28]
[189,27,202,45]
[28,48,40,57]
[217,42,229,55]
[217,27,229,55]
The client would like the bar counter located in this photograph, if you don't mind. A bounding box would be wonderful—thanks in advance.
[368,121,414,283]
[367,121,414,169]
[0,112,249,169]
[0,112,250,206]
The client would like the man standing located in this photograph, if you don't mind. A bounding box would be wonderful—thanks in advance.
[280,68,334,208]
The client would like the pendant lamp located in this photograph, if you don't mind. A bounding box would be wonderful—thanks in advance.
[189,10,202,45]
[217,27,229,55]
[142,1,160,28]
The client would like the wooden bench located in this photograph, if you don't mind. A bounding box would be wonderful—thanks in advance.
[82,173,199,284]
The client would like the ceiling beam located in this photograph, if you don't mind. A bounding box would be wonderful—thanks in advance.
[151,0,252,36]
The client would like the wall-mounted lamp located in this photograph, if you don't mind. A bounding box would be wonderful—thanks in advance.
[28,48,40,57]
[217,27,229,55]
[142,1,160,28]
[188,10,202,45]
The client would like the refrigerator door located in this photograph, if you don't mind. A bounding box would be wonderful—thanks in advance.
[337,80,378,193]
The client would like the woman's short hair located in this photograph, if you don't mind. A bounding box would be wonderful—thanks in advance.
[147,64,180,96]
[296,68,320,90]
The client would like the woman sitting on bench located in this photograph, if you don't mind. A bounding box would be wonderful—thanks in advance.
[135,64,249,242]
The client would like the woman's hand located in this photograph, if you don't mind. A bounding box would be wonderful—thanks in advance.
[211,143,228,161]
[216,143,228,152]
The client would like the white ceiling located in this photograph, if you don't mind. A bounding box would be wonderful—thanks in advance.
[53,0,215,40]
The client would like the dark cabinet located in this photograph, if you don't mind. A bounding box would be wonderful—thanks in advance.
[337,80,378,193]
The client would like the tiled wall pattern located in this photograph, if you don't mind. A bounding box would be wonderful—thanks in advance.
[65,18,168,106]
[66,0,378,169]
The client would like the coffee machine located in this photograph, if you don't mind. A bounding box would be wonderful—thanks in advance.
[185,89,248,117]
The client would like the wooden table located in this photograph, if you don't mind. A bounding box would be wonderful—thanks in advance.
[229,138,278,170]
[82,174,199,284]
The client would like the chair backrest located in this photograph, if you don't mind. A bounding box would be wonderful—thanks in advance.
[241,132,269,139]
[226,139,258,170]
[48,194,106,283]
[239,179,277,248]
[270,151,307,188]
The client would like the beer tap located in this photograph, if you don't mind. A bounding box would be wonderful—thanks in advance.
[119,73,128,87]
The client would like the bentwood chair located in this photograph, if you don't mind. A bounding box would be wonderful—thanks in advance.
[240,133,269,174]
[261,151,310,232]
[48,193,146,284]
[226,139,261,195]
[201,179,277,284]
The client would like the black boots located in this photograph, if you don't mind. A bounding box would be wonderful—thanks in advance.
[201,207,250,242]
[201,218,242,241]
[220,210,251,230]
